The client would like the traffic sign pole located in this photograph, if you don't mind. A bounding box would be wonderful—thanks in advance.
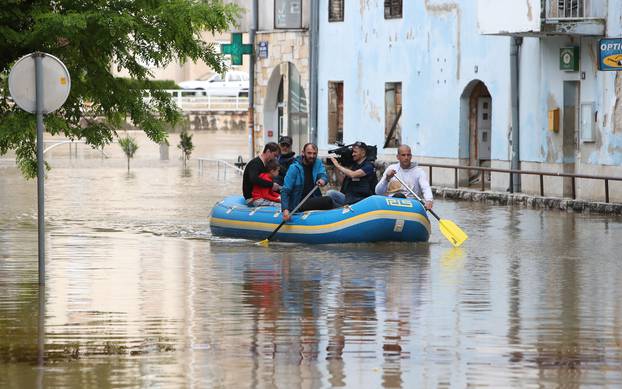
[34,52,45,285]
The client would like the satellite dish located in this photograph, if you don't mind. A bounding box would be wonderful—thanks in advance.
[8,53,71,114]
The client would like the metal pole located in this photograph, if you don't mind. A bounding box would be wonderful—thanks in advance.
[248,0,258,160]
[34,52,45,285]
[510,37,522,193]
[308,0,319,145]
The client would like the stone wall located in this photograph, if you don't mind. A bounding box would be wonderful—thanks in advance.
[183,111,247,133]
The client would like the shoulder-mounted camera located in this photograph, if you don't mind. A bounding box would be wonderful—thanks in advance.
[327,143,377,166]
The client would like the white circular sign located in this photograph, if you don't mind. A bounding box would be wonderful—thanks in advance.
[8,53,71,114]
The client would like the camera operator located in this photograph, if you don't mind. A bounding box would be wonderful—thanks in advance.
[327,141,376,207]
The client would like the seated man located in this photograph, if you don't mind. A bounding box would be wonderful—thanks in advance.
[375,144,433,209]
[281,143,333,221]
[242,142,281,205]
[327,141,376,206]
[275,135,296,185]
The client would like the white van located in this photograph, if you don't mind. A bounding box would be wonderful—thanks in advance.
[178,71,249,97]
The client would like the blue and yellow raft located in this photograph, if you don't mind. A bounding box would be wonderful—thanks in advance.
[210,195,431,244]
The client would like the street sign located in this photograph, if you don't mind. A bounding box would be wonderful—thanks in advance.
[258,41,269,59]
[8,52,71,286]
[598,38,622,71]
[8,53,71,113]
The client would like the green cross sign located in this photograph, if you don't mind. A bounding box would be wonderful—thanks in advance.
[221,33,253,66]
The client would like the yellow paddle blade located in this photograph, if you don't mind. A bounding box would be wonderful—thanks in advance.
[256,239,270,247]
[438,219,468,247]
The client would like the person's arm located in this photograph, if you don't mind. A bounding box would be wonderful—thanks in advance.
[329,157,367,178]
[280,168,295,213]
[374,168,394,195]
[316,160,329,186]
[418,169,434,209]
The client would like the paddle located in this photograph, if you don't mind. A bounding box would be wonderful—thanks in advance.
[393,175,468,247]
[257,184,320,246]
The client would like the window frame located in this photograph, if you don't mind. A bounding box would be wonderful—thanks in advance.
[328,81,344,144]
[274,0,303,29]
[384,0,402,20]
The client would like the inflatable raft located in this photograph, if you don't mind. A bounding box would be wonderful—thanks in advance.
[210,195,431,244]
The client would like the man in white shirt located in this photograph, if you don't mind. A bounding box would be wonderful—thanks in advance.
[375,144,433,209]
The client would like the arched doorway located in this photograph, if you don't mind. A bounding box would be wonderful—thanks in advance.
[263,62,308,152]
[459,80,492,188]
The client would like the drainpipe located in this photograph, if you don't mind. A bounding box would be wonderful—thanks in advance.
[510,36,522,193]
[248,0,258,160]
[308,0,319,145]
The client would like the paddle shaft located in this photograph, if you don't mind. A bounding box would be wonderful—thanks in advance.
[264,184,320,242]
[392,175,440,221]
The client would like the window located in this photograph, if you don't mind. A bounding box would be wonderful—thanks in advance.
[329,0,344,22]
[384,0,402,19]
[328,81,344,144]
[384,82,402,148]
[275,0,302,29]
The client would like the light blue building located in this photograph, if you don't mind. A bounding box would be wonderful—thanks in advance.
[316,0,622,202]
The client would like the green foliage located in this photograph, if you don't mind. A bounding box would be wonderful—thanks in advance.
[118,135,138,171]
[177,130,194,166]
[0,0,240,178]
[120,78,180,90]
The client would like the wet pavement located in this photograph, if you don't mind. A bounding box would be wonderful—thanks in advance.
[1,145,622,388]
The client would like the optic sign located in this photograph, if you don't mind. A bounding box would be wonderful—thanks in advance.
[598,38,622,71]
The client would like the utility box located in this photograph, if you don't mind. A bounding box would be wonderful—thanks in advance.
[560,47,580,71]
[548,108,560,132]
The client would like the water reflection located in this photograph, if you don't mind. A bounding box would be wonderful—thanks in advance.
[1,157,622,387]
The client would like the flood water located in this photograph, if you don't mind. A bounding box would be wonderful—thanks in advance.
[1,140,622,388]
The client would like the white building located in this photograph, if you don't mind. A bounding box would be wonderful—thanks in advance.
[316,0,622,202]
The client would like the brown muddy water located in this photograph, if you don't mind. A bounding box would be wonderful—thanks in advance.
[1,138,622,388]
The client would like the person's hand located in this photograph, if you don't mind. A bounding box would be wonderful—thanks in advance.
[316,178,326,187]
[386,169,396,178]
[329,156,339,167]
[282,210,290,222]
[272,183,281,192]
[424,200,433,210]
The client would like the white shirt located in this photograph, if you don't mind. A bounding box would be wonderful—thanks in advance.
[374,162,433,201]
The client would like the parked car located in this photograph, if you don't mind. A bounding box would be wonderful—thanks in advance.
[178,71,249,97]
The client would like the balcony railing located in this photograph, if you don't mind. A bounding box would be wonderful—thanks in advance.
[143,90,249,112]
[545,0,605,21]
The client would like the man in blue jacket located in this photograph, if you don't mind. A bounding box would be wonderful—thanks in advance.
[281,143,333,221]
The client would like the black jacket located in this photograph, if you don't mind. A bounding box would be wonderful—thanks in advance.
[242,156,272,200]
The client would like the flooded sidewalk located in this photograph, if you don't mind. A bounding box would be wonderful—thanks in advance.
[1,157,622,388]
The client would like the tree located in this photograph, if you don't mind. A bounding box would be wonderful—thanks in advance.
[178,129,194,168]
[118,135,138,172]
[0,0,239,178]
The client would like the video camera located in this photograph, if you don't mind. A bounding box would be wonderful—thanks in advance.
[327,142,377,166]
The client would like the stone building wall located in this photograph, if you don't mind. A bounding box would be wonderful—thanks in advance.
[253,30,310,154]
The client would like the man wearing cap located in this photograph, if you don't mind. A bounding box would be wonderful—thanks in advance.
[327,141,376,206]
[276,136,296,185]
[375,144,433,209]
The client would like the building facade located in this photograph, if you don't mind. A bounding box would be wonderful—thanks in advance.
[254,0,311,154]
[316,0,622,202]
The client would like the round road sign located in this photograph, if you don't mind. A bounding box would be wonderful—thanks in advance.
[8,53,71,114]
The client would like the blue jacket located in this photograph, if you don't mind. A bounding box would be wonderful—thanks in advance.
[281,156,329,212]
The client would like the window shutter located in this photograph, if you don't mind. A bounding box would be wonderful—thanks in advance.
[329,0,344,22]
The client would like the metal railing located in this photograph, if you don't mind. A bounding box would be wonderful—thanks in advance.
[144,90,248,112]
[420,162,622,203]
[197,158,244,179]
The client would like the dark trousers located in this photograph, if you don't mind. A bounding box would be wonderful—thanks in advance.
[299,196,335,212]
